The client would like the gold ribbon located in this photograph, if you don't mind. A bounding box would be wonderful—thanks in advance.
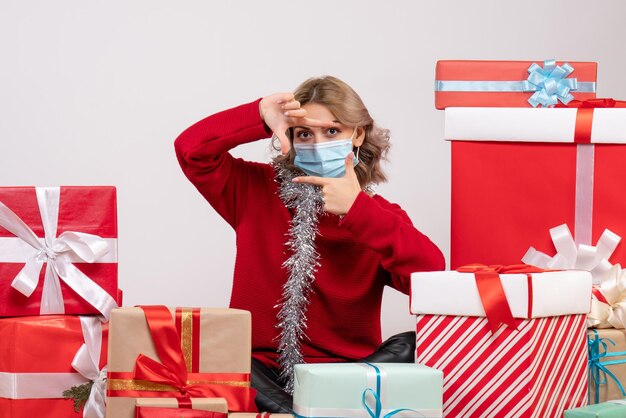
[107,378,250,391]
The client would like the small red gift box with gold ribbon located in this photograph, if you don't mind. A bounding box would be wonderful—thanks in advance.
[106,306,256,418]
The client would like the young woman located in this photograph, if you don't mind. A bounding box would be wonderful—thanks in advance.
[174,76,445,412]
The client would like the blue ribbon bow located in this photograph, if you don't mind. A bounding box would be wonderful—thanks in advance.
[361,363,426,418]
[522,59,578,107]
[588,329,626,404]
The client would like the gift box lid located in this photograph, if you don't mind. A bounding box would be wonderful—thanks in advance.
[410,270,592,318]
[444,107,626,144]
[435,60,597,109]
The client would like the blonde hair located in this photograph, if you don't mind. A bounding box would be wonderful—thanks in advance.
[272,76,390,186]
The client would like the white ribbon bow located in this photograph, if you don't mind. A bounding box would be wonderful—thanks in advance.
[72,316,107,418]
[0,187,118,319]
[588,264,626,329]
[522,224,621,284]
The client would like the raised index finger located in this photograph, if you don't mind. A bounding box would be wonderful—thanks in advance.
[301,117,341,128]
[292,175,328,186]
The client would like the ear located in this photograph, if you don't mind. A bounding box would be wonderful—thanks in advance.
[352,127,366,147]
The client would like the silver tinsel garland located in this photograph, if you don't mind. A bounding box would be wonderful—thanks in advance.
[273,162,324,393]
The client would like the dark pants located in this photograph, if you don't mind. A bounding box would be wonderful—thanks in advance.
[251,331,416,413]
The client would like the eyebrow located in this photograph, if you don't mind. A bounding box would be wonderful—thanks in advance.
[293,121,341,130]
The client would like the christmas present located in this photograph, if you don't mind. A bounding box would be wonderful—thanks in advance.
[135,406,228,418]
[411,265,592,417]
[446,99,626,273]
[135,397,228,418]
[292,362,443,418]
[106,306,256,418]
[564,399,626,417]
[136,408,226,418]
[588,329,626,404]
[0,315,108,417]
[0,186,120,318]
[229,414,293,418]
[434,59,597,109]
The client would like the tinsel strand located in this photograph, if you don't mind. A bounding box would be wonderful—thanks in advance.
[273,162,324,393]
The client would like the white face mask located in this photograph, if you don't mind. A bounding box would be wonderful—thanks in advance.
[293,128,359,178]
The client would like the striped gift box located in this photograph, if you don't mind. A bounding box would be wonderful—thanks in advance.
[411,269,592,417]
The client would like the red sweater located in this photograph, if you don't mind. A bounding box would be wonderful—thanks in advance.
[174,99,445,367]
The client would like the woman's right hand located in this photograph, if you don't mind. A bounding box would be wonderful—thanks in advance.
[259,93,336,155]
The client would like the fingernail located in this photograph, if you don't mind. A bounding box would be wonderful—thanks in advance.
[284,112,290,116]
[292,178,300,182]
[348,152,355,158]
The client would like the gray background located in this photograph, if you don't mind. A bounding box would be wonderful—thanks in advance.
[2,0,625,337]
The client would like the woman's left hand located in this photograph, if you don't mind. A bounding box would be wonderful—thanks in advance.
[292,152,361,216]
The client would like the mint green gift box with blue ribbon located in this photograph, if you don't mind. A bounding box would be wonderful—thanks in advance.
[292,363,443,418]
[565,399,626,417]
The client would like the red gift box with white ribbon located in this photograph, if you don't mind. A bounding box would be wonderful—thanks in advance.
[446,100,626,276]
[0,186,120,318]
[0,315,108,417]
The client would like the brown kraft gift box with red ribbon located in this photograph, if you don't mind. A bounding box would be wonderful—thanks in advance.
[106,306,256,418]
[0,186,121,318]
[445,99,626,272]
[134,397,229,418]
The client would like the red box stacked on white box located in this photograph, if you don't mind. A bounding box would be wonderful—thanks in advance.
[0,186,120,417]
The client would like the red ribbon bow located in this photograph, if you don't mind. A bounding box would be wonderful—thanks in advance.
[456,264,547,333]
[555,98,626,144]
[134,306,202,396]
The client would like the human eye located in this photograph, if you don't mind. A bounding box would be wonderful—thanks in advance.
[296,130,313,140]
[326,127,341,136]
